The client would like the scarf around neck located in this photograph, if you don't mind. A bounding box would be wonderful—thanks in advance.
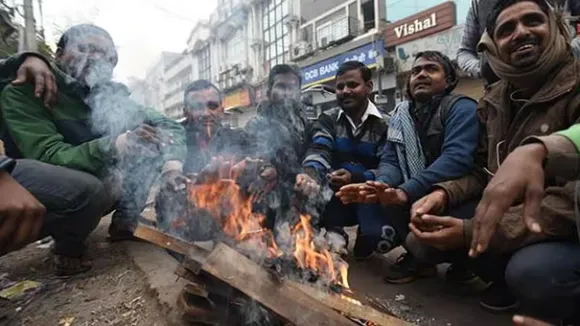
[477,6,572,86]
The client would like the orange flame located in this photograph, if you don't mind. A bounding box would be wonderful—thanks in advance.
[185,163,349,289]
[293,215,349,288]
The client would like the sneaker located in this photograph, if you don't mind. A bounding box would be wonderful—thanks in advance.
[383,253,437,284]
[445,263,480,285]
[480,282,519,313]
[52,254,92,277]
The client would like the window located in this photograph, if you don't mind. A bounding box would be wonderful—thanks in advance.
[198,46,211,80]
[386,0,469,24]
[226,30,245,65]
[262,0,289,70]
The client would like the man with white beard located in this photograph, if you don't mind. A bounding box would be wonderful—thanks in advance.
[0,24,187,275]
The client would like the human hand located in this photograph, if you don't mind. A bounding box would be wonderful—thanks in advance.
[409,214,464,251]
[335,183,375,204]
[0,171,46,255]
[372,182,407,206]
[249,166,278,203]
[470,143,546,258]
[327,169,352,189]
[161,170,191,193]
[512,315,553,326]
[12,56,57,108]
[295,173,319,196]
[410,189,448,229]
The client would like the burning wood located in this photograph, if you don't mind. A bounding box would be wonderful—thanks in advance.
[135,225,412,326]
[150,159,412,325]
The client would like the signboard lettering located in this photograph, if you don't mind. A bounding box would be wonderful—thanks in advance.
[394,13,437,38]
[301,40,385,86]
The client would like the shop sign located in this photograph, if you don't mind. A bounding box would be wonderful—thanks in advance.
[223,88,251,110]
[301,40,386,87]
[384,1,456,47]
[395,25,464,72]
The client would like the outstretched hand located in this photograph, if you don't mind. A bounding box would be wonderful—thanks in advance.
[470,143,546,258]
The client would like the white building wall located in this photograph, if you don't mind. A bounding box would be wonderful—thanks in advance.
[163,54,195,119]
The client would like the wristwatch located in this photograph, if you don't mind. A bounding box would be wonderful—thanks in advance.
[0,156,16,174]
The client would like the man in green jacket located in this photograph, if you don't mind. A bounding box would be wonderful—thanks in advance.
[0,24,187,244]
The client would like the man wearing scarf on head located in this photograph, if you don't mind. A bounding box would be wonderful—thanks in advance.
[402,0,580,321]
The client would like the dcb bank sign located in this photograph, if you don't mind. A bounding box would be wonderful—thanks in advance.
[301,40,386,87]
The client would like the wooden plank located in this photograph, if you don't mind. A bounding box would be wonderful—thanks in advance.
[290,282,413,326]
[202,243,353,326]
[134,225,210,264]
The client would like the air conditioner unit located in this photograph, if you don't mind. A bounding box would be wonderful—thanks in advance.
[292,41,310,59]
[383,56,397,74]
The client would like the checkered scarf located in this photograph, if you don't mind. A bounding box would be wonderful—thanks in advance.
[387,101,426,182]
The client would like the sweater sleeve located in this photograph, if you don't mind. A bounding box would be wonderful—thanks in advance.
[303,114,334,182]
[457,0,482,78]
[376,142,404,186]
[399,99,479,202]
[1,84,114,175]
[556,124,580,152]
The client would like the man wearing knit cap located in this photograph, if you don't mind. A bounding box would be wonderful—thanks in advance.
[405,0,580,321]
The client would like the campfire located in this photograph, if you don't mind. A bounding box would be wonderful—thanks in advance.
[147,159,409,326]
[177,160,350,290]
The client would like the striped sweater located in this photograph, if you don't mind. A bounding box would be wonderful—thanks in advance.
[303,103,389,183]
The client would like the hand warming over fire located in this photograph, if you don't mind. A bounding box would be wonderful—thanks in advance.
[294,173,319,196]
[249,166,278,203]
[115,124,173,157]
[409,215,465,251]
[335,183,377,204]
[161,169,190,193]
[326,169,352,189]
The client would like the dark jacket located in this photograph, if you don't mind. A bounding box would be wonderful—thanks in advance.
[245,100,312,184]
[182,121,248,173]
[303,102,389,184]
[377,94,479,202]
[437,55,580,253]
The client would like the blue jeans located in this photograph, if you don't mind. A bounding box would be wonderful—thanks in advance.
[321,197,398,253]
[506,241,580,321]
[11,160,113,257]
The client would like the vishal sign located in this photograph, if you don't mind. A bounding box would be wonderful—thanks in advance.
[384,1,456,47]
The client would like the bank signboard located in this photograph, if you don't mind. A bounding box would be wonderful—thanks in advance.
[301,40,386,88]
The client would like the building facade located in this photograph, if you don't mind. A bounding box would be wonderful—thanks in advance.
[289,0,397,115]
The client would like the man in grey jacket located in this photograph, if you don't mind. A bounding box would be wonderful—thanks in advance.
[457,0,580,85]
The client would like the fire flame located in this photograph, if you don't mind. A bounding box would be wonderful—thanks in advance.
[183,162,350,289]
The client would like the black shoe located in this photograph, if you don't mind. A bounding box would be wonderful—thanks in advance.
[480,282,519,313]
[107,220,138,242]
[445,263,480,285]
[383,253,437,284]
[353,235,376,261]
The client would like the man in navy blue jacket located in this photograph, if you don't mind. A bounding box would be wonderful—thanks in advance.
[337,51,479,283]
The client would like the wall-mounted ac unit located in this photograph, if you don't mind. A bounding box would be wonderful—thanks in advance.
[291,41,310,60]
[383,56,397,74]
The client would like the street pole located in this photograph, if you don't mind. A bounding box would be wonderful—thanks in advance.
[23,0,37,51]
